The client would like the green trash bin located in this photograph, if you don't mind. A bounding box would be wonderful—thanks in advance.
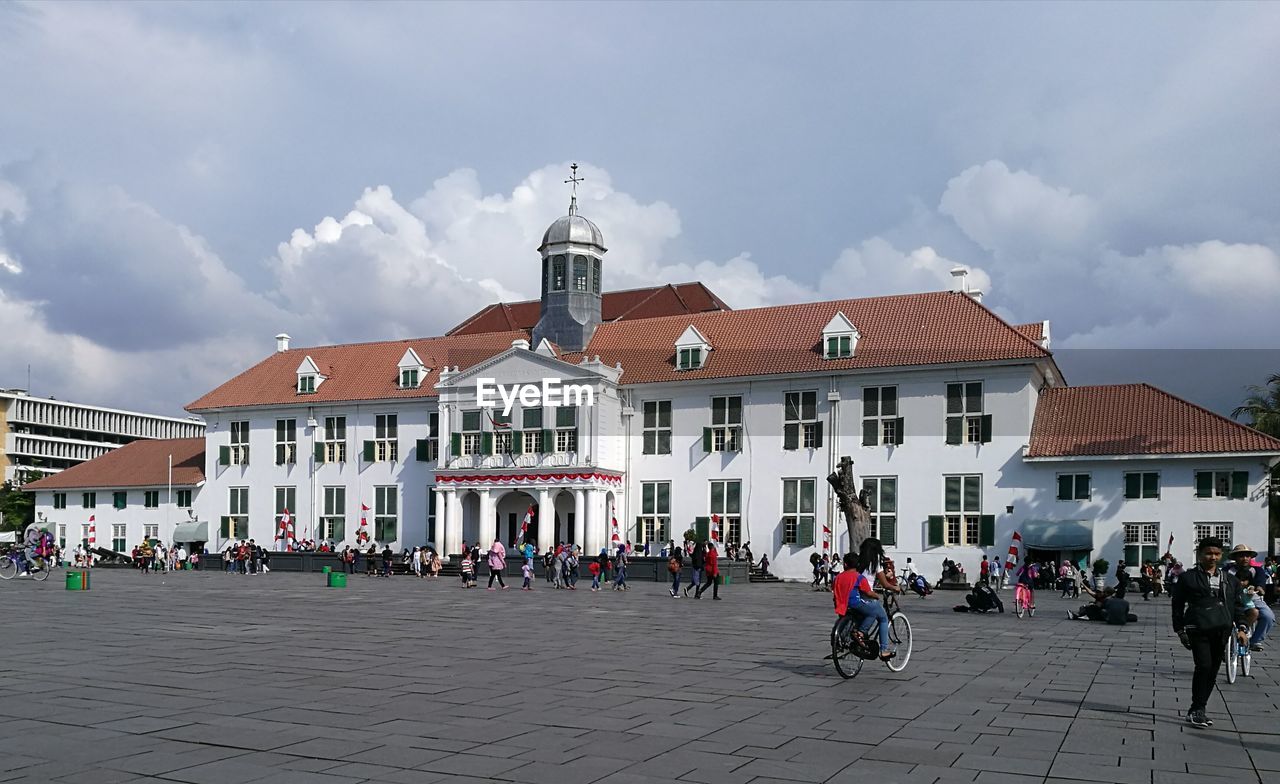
[322,566,332,574]
[327,571,347,588]
[65,571,83,591]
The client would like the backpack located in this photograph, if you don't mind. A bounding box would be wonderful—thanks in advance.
[668,557,680,574]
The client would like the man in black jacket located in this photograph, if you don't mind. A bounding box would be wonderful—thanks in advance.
[1171,537,1250,728]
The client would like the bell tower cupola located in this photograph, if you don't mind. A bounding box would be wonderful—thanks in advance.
[532,163,606,352]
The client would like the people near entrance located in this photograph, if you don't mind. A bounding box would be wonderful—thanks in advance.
[980,556,990,586]
[594,548,609,592]
[521,559,534,590]
[1172,536,1250,729]
[486,540,508,590]
[459,550,477,588]
[1058,561,1080,598]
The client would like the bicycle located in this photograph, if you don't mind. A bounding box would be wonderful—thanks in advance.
[1014,584,1036,618]
[1225,626,1253,683]
[829,589,913,679]
[0,552,52,581]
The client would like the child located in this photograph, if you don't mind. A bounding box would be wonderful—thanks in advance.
[521,560,534,591]
[589,559,602,592]
[460,553,475,588]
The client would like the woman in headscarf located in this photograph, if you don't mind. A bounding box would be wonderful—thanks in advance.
[487,539,508,590]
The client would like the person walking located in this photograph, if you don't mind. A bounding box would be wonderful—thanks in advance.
[668,544,684,597]
[381,544,394,577]
[521,559,534,590]
[686,542,705,597]
[487,539,508,590]
[612,544,629,590]
[980,555,990,586]
[411,546,422,578]
[1172,536,1250,728]
[695,541,721,599]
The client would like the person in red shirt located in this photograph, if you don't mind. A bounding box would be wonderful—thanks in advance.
[695,542,721,599]
[980,556,990,585]
[833,548,896,660]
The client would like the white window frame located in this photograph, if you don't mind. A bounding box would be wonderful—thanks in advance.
[230,420,250,465]
[53,492,66,510]
[1193,522,1233,550]
[275,419,298,465]
[943,474,981,546]
[421,412,439,462]
[947,382,985,444]
[400,367,420,389]
[1056,473,1091,501]
[275,486,297,538]
[863,386,900,445]
[1124,471,1160,500]
[825,333,853,359]
[143,524,158,541]
[144,490,160,509]
[323,416,348,463]
[374,486,398,543]
[298,374,316,394]
[710,479,742,547]
[864,476,897,544]
[1123,522,1160,567]
[227,487,249,539]
[374,414,398,462]
[642,401,672,455]
[175,489,192,508]
[710,395,742,453]
[321,486,346,542]
[555,407,577,454]
[781,478,816,545]
[111,524,127,552]
[639,481,670,547]
[784,391,819,449]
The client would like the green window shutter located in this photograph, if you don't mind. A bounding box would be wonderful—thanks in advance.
[450,433,461,456]
[1057,475,1073,501]
[1124,473,1140,499]
[415,439,429,461]
[797,517,815,547]
[481,432,493,455]
[694,516,709,542]
[946,383,963,414]
[783,423,799,450]
[862,419,878,446]
[880,517,896,546]
[1195,471,1213,498]
[363,440,375,462]
[893,417,905,445]
[944,477,962,512]
[218,446,230,466]
[220,516,231,539]
[980,414,993,443]
[1230,471,1248,499]
[813,421,823,448]
[979,515,995,547]
[1075,474,1090,500]
[927,515,944,548]
[945,416,963,445]
[1142,473,1159,499]
[315,442,325,464]
[702,427,713,452]
[542,429,554,452]
[511,430,523,455]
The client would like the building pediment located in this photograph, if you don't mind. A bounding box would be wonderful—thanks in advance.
[437,346,619,392]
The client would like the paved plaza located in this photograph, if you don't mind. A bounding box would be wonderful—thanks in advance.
[1,570,1277,784]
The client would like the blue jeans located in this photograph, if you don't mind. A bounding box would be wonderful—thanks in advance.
[614,567,626,587]
[688,568,702,592]
[848,600,890,651]
[671,572,681,594]
[1252,602,1275,646]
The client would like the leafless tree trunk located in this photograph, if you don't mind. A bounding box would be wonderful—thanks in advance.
[827,456,870,554]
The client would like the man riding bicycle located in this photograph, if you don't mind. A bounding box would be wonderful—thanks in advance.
[832,540,903,661]
[1224,544,1272,651]
[20,529,54,575]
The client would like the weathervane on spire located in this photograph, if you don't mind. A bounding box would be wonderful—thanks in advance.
[565,162,583,215]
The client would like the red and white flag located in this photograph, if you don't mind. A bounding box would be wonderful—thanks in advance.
[1005,531,1022,571]
[1168,533,1174,550]
[610,506,620,544]
[277,509,294,551]
[486,410,510,429]
[821,521,831,551]
[357,503,371,544]
[520,505,533,543]
[88,515,96,547]
[710,513,720,543]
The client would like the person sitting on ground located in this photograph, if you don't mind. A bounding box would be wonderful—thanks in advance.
[909,572,932,597]
[964,580,1003,613]
[1104,588,1132,625]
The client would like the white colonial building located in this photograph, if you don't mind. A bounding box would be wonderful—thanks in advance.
[27,197,1280,579]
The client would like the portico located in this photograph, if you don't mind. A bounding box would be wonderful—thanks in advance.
[434,469,622,556]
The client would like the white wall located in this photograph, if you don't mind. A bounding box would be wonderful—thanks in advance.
[34,487,195,552]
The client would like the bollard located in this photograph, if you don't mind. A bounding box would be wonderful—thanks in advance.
[322,566,332,574]
[65,571,83,591]
[327,571,347,588]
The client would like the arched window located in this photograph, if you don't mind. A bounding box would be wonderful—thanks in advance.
[591,258,601,294]
[573,256,589,292]
[552,255,566,291]
[541,259,549,298]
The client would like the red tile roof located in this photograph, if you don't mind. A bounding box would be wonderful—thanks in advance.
[1015,322,1044,343]
[186,331,531,411]
[447,282,731,335]
[1027,384,1280,458]
[24,438,205,491]
[568,291,1050,383]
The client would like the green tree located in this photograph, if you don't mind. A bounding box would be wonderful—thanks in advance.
[1232,373,1280,551]
[0,480,35,532]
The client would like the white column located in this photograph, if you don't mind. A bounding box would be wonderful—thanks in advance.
[585,488,602,555]
[478,488,493,546]
[433,488,447,549]
[446,490,463,556]
[536,487,554,554]
[572,488,585,549]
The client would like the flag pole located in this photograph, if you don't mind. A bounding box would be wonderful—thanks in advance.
[167,454,172,544]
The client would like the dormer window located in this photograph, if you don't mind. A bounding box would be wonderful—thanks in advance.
[821,311,859,360]
[678,347,703,370]
[296,355,326,395]
[396,348,427,390]
[674,325,711,372]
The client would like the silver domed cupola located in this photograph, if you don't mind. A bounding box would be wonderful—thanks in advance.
[533,163,606,352]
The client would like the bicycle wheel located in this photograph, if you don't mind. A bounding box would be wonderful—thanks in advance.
[1014,596,1025,618]
[886,612,913,672]
[830,622,863,680]
[1225,637,1238,684]
[1028,603,1036,618]
[1242,648,1251,677]
[31,562,50,582]
[0,557,16,580]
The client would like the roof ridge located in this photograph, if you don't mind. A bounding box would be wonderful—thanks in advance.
[948,291,1052,356]
[611,284,675,322]
[1139,382,1280,448]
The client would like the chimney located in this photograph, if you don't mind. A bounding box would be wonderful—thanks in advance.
[276,333,291,353]
[512,338,531,350]
[950,266,969,293]
[967,289,984,304]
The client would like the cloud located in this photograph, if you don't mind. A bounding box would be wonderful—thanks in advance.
[820,239,989,301]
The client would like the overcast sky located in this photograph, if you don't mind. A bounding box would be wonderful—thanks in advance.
[1,1,1276,418]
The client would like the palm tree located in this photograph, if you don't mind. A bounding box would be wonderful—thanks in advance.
[1232,373,1280,438]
